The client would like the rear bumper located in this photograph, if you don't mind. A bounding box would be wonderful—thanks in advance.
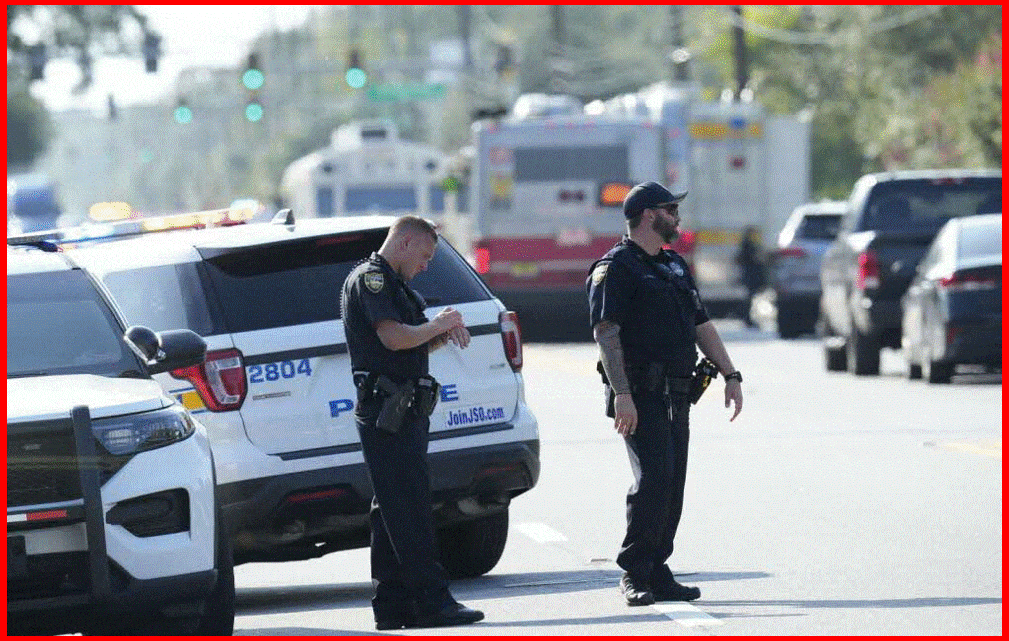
[943,321,1002,365]
[218,429,540,561]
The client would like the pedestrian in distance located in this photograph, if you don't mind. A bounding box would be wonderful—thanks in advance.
[586,181,744,606]
[735,225,766,328]
[340,215,482,630]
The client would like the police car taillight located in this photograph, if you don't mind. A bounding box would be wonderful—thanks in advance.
[500,311,523,372]
[172,348,247,411]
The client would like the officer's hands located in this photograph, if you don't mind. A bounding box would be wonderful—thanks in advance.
[725,380,743,421]
[447,324,471,349]
[613,393,638,436]
[432,307,464,333]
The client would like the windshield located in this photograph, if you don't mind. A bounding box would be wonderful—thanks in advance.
[861,177,1001,234]
[7,270,143,378]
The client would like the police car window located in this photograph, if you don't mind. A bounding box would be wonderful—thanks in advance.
[410,240,492,306]
[204,232,384,333]
[103,263,218,336]
[7,270,140,378]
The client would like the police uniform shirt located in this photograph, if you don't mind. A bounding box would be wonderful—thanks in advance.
[341,252,429,382]
[587,238,709,376]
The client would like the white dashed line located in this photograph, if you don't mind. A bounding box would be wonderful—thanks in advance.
[652,602,723,627]
[515,522,568,543]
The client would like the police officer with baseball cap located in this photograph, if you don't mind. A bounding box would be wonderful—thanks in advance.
[341,215,483,630]
[586,181,744,606]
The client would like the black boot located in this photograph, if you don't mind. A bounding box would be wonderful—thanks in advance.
[619,572,655,606]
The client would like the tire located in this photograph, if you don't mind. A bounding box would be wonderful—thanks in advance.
[907,362,922,380]
[848,328,880,376]
[438,509,509,579]
[924,358,954,384]
[777,314,801,339]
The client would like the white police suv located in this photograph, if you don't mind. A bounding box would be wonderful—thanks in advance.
[64,211,540,577]
[6,245,234,635]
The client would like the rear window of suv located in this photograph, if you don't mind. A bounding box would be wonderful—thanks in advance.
[204,231,491,334]
[796,214,842,240]
[860,177,1001,234]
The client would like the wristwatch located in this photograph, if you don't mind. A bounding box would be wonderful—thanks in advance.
[724,371,743,383]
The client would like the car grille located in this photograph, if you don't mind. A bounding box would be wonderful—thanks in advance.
[7,418,85,507]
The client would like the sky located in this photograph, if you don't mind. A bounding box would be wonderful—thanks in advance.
[28,5,325,113]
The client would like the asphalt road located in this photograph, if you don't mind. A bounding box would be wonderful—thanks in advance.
[232,321,1002,635]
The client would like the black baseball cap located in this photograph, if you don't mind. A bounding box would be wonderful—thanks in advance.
[622,181,687,219]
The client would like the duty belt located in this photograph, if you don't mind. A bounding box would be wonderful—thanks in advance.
[627,362,692,395]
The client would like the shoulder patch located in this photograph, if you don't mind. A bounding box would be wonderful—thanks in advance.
[591,262,609,285]
[363,271,385,293]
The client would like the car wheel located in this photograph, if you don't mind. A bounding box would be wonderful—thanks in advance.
[924,358,954,384]
[848,328,880,376]
[907,362,922,379]
[438,509,509,579]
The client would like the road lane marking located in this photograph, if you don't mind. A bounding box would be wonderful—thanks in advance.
[939,441,1001,458]
[652,602,723,627]
[516,522,568,543]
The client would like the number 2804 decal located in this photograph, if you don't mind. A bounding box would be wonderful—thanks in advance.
[248,359,313,383]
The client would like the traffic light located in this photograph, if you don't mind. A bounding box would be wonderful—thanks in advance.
[242,52,264,90]
[345,48,367,88]
[173,97,193,124]
[245,98,264,123]
[27,44,46,81]
[143,33,161,73]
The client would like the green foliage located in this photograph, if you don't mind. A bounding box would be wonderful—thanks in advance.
[7,90,53,171]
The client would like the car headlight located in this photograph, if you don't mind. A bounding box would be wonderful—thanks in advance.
[91,406,196,456]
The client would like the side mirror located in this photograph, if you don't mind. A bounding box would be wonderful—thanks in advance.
[125,326,207,375]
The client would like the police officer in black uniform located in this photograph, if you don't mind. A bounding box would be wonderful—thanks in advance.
[341,215,483,630]
[586,182,744,606]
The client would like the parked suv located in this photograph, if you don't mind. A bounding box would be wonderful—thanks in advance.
[769,200,846,338]
[66,212,540,577]
[6,245,233,635]
[820,169,1001,375]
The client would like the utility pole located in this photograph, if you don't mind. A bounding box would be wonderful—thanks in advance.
[457,5,472,70]
[549,5,567,92]
[669,5,689,82]
[732,5,748,100]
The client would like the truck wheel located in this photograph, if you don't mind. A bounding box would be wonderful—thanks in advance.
[848,328,880,376]
[907,362,922,379]
[438,509,508,579]
[777,314,801,339]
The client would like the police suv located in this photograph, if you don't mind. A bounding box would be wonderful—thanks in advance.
[62,211,540,577]
[6,245,234,635]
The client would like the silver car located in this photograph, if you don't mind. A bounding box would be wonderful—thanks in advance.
[770,201,846,338]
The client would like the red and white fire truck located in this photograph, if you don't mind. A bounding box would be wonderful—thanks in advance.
[467,112,695,333]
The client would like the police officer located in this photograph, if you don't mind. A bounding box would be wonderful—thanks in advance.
[586,182,744,606]
[341,215,483,630]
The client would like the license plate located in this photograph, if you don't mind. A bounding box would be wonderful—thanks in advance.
[8,535,27,578]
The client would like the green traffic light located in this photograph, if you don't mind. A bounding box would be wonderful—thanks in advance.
[174,105,193,124]
[242,68,265,90]
[345,68,367,88]
[245,103,264,122]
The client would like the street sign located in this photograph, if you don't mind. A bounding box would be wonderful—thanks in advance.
[367,82,446,102]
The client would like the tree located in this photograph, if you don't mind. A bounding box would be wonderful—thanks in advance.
[7,89,53,171]
[7,5,154,168]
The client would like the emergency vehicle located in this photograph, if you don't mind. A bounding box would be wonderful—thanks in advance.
[595,82,811,316]
[280,119,453,221]
[468,111,691,332]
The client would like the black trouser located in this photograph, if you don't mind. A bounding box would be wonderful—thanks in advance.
[616,389,690,586]
[355,396,452,617]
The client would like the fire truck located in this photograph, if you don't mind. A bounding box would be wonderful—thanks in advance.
[467,111,687,337]
[468,85,810,328]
